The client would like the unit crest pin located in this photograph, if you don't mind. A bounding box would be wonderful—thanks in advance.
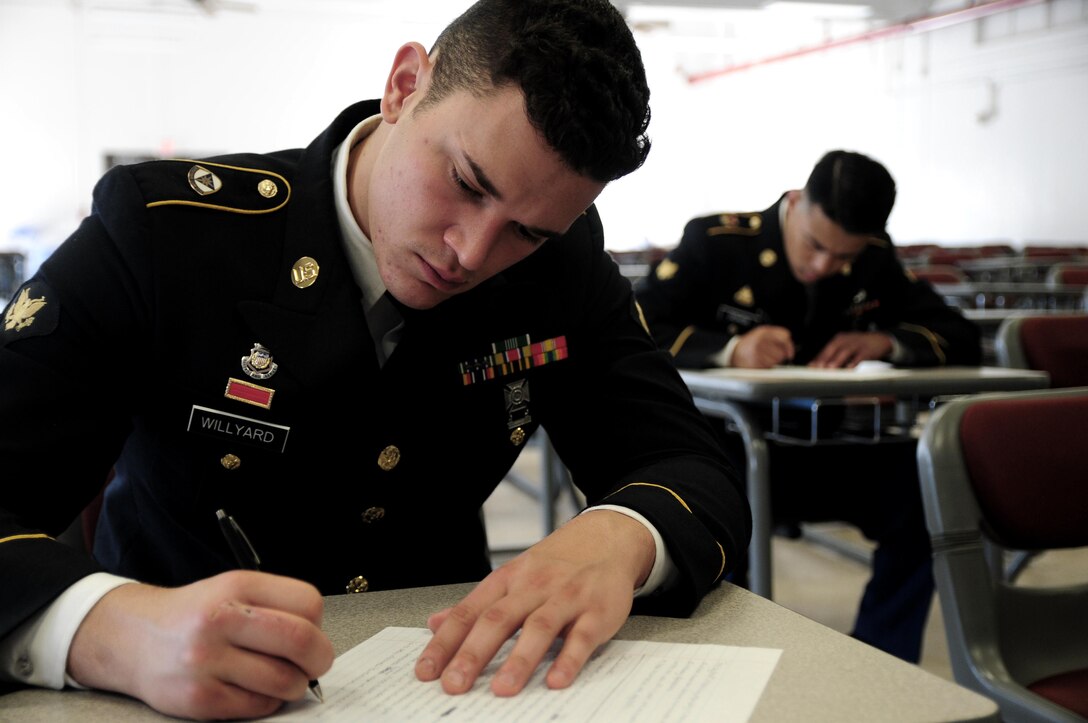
[241,343,278,380]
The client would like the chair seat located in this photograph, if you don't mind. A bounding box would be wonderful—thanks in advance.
[1028,667,1088,718]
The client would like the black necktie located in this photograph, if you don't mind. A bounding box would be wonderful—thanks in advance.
[369,291,404,365]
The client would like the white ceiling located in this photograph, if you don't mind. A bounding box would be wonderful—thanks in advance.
[97,0,946,26]
[614,0,939,23]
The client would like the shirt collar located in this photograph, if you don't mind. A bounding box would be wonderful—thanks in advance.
[332,114,386,314]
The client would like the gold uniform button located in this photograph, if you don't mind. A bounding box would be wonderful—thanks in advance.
[362,506,385,524]
[377,445,400,471]
[220,454,241,470]
[346,575,369,594]
[655,258,679,281]
[257,179,278,198]
[759,249,777,268]
[510,427,526,447]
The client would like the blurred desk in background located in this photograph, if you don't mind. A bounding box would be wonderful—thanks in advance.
[935,282,1087,311]
[679,365,1051,600]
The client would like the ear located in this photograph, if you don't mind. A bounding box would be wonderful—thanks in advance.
[380,42,432,123]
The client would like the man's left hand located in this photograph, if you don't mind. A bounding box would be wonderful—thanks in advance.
[809,332,894,368]
[413,509,654,697]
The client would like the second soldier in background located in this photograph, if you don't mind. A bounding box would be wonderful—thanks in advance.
[636,150,982,663]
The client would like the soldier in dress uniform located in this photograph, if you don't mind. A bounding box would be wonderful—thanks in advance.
[0,2,750,720]
[635,150,982,663]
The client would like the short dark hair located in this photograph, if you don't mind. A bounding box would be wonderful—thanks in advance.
[418,0,651,183]
[804,150,896,235]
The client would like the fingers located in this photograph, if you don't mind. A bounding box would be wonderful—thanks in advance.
[496,608,605,696]
[415,514,640,699]
[736,326,795,368]
[417,586,612,698]
[810,332,892,368]
[415,577,518,693]
[209,593,335,686]
[489,597,571,696]
[69,573,335,720]
[228,570,327,626]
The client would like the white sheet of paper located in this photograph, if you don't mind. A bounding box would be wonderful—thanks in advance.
[267,627,781,722]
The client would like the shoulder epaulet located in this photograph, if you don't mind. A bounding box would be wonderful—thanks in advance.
[707,211,763,237]
[137,159,291,215]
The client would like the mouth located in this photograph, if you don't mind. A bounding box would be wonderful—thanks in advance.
[417,255,467,293]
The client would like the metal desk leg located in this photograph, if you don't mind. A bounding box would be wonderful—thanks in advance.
[542,431,563,533]
[501,430,566,536]
[694,398,773,599]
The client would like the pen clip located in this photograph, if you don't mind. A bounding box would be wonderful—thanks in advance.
[216,508,262,570]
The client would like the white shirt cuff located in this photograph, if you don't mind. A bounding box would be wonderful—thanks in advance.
[581,504,677,597]
[0,572,135,689]
[712,336,741,367]
[887,334,907,364]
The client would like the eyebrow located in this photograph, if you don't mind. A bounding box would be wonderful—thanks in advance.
[465,153,564,240]
[810,235,859,261]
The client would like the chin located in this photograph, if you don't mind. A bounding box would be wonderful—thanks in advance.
[394,286,448,311]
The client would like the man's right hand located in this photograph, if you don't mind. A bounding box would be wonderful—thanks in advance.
[66,571,334,721]
[731,326,796,368]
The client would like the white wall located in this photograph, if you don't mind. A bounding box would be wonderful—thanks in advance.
[599,0,1088,249]
[2,0,1086,274]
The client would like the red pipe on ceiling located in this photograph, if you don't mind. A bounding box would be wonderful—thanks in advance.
[686,0,1047,83]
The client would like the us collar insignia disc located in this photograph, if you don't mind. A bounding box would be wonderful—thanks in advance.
[187,164,222,196]
[291,256,320,289]
[241,343,278,380]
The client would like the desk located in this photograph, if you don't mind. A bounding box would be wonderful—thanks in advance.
[934,281,1087,311]
[0,582,1000,722]
[957,254,1086,282]
[679,366,1051,599]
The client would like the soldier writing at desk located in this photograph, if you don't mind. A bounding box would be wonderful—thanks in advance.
[635,150,981,662]
[0,1,750,719]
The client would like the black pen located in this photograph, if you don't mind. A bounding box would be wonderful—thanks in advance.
[216,508,324,703]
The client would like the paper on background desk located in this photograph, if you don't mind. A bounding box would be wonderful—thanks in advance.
[268,626,781,722]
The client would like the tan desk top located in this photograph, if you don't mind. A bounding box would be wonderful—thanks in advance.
[0,582,999,722]
[679,364,1050,403]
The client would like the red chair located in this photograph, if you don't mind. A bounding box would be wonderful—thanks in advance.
[917,387,1088,722]
[910,264,969,284]
[928,248,984,266]
[1023,245,1088,259]
[1046,263,1088,288]
[996,314,1088,389]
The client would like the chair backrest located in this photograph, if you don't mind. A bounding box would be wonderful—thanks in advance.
[917,387,1088,723]
[1047,263,1088,288]
[995,314,1088,388]
[910,264,969,284]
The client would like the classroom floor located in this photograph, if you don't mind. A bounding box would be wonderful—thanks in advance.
[483,439,1088,685]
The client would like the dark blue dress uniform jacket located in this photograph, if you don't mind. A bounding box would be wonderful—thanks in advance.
[635,197,982,368]
[0,100,750,639]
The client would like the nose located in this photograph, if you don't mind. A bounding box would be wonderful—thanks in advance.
[811,251,837,277]
[445,216,503,272]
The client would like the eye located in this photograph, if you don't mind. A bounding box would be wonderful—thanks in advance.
[450,166,482,199]
[515,224,549,247]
